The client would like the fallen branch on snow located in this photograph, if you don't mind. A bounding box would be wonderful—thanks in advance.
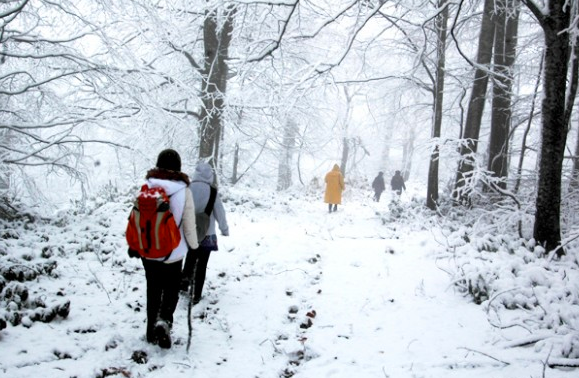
[459,347,510,366]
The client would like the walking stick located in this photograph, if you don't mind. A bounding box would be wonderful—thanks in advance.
[186,263,197,352]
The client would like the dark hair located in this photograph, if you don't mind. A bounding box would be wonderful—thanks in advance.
[156,149,181,172]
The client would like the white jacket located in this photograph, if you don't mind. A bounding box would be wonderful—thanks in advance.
[146,177,198,263]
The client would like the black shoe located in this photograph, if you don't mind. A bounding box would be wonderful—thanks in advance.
[154,320,171,349]
[146,330,157,345]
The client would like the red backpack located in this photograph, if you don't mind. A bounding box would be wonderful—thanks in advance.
[125,184,181,259]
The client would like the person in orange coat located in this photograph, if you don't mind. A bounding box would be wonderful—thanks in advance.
[324,164,345,212]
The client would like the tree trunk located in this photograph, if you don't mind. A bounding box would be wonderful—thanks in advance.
[426,0,449,210]
[231,142,239,185]
[532,1,573,255]
[514,55,542,194]
[571,121,579,190]
[198,7,235,167]
[380,129,391,172]
[401,133,413,182]
[340,137,349,178]
[487,0,519,189]
[339,88,355,179]
[277,119,298,191]
[453,0,496,203]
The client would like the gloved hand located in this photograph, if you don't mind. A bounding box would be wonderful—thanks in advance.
[127,248,140,259]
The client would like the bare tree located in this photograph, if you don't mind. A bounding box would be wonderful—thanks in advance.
[571,119,579,189]
[487,0,520,189]
[453,0,496,203]
[277,118,298,190]
[0,0,137,207]
[198,5,236,167]
[523,0,579,255]
[513,56,543,194]
[426,0,450,210]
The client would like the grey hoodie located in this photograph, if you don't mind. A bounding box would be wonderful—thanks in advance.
[189,162,229,237]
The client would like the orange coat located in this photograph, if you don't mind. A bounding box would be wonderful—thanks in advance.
[324,164,345,204]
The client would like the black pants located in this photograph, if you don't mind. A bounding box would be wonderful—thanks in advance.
[182,247,212,301]
[374,191,383,202]
[142,258,182,337]
[328,203,338,212]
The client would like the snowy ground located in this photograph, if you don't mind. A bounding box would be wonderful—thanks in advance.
[0,186,577,378]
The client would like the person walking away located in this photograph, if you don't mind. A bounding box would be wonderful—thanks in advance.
[391,170,406,197]
[324,164,345,212]
[133,149,198,349]
[181,162,229,305]
[371,171,386,202]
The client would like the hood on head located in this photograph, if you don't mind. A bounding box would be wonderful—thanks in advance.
[193,162,215,184]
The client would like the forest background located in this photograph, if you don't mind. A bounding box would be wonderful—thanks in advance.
[3,0,579,254]
[1,0,579,372]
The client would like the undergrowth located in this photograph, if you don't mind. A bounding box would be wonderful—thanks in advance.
[434,195,579,361]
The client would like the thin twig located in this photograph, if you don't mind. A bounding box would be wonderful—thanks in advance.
[459,347,510,365]
[543,345,553,378]
[87,265,111,304]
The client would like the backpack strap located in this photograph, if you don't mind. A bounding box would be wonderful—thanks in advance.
[159,187,187,262]
[204,185,217,216]
[168,187,186,227]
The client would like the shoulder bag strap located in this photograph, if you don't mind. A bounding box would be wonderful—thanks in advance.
[204,185,217,216]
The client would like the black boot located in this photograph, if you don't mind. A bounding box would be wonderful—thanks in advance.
[146,325,157,345]
[154,320,171,349]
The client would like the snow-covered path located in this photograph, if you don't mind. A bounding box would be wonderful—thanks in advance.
[301,223,494,377]
[1,193,576,378]
[267,205,495,378]
[185,197,567,378]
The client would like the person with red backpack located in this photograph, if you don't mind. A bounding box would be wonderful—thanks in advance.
[126,149,198,348]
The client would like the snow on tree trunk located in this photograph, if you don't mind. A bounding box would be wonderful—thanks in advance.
[453,0,496,203]
[487,0,519,189]
[427,0,449,210]
[532,2,573,255]
[340,137,349,179]
[277,119,298,191]
[199,7,235,167]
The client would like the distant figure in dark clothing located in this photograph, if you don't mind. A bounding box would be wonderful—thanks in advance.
[391,170,406,196]
[371,172,386,202]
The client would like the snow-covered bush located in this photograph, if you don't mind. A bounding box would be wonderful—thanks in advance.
[0,219,70,330]
[444,224,579,359]
[0,184,131,332]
